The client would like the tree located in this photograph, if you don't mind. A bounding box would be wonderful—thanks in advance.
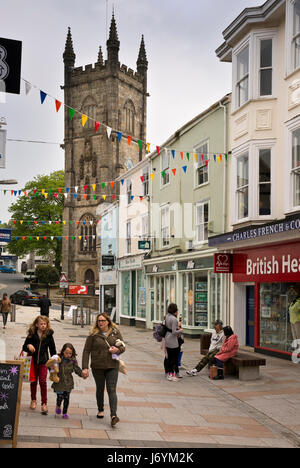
[36,265,60,284]
[7,171,64,270]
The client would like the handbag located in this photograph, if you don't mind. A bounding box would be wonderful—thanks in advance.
[15,352,36,383]
[105,338,127,375]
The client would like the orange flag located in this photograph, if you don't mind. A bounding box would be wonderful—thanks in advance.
[55,100,62,112]
[127,136,132,146]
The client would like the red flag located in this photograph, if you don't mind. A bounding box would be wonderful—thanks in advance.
[55,100,62,112]
[54,193,58,199]
[156,146,160,155]
[172,168,176,176]
[180,152,183,160]
[84,194,87,200]
[95,121,100,133]
[139,196,143,202]
[58,188,62,193]
[112,195,115,201]
[140,176,144,183]
[127,136,132,146]
[110,181,114,189]
[84,185,87,193]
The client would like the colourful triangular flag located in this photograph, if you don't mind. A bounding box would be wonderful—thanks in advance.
[171,150,175,159]
[127,135,132,146]
[172,168,176,176]
[95,121,100,133]
[107,127,112,139]
[82,114,88,127]
[182,166,187,173]
[55,100,62,112]
[117,131,122,142]
[69,108,75,121]
[40,91,47,104]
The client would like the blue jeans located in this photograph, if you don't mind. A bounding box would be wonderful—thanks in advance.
[213,357,224,369]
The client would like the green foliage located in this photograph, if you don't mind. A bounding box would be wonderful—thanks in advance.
[7,171,64,269]
[36,265,60,284]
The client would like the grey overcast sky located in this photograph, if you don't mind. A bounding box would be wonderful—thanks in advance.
[0,0,263,222]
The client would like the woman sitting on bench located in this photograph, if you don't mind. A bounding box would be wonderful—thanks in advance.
[213,326,239,380]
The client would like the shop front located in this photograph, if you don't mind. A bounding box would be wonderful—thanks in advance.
[99,270,118,322]
[118,255,146,327]
[145,255,224,337]
[232,240,300,358]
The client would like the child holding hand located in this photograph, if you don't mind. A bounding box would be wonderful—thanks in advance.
[52,343,86,419]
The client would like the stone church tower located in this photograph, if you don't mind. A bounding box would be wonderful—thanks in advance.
[62,14,148,293]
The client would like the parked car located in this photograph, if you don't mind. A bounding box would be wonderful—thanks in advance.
[10,290,42,306]
[0,265,16,274]
[24,270,37,282]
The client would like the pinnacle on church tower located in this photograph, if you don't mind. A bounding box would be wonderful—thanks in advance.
[63,27,76,66]
[137,35,148,75]
[97,46,104,66]
[106,12,120,66]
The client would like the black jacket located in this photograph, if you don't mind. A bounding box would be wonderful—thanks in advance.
[22,330,56,365]
[38,297,52,316]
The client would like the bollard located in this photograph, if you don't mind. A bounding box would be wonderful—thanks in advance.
[61,300,65,321]
[10,304,16,322]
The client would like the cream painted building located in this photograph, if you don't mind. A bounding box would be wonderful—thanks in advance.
[117,158,150,327]
[211,0,300,358]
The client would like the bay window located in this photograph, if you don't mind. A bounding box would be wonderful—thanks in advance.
[236,45,249,107]
[237,153,249,219]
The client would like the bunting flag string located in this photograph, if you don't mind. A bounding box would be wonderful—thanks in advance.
[21,77,229,162]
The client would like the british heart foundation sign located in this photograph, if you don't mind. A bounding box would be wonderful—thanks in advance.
[214,253,232,274]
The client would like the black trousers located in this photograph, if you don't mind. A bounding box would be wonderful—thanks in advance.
[56,391,71,415]
[166,347,180,374]
[2,313,9,326]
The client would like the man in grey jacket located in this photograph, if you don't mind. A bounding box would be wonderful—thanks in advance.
[186,320,225,376]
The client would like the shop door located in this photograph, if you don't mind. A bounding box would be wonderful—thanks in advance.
[131,271,136,317]
[104,286,116,318]
[246,286,255,347]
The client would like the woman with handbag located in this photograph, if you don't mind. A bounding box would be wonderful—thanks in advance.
[1,293,11,329]
[22,315,57,415]
[82,313,125,427]
[165,303,184,382]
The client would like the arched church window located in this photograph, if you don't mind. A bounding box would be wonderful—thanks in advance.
[78,213,97,253]
[124,100,135,135]
[82,96,97,130]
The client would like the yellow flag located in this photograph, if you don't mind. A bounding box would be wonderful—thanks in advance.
[44,193,48,199]
[36,237,39,241]
[82,114,88,127]
[102,195,107,201]
[20,220,23,225]
[217,156,221,163]
[79,236,82,240]
[194,153,197,161]
[42,189,45,195]
[150,173,155,181]
[92,184,96,191]
[147,143,151,153]
[63,220,66,225]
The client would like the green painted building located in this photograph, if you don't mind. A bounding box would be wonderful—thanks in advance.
[144,95,231,336]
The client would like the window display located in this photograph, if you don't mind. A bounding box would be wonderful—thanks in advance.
[259,282,300,352]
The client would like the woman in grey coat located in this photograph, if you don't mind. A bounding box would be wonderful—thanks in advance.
[165,303,183,381]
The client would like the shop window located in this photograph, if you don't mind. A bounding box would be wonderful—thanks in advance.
[194,275,208,328]
[260,283,300,353]
[149,276,155,322]
[137,271,146,319]
[292,128,300,207]
[121,271,131,316]
[259,149,271,215]
[236,153,249,219]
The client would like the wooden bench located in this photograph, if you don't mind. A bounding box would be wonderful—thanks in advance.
[200,333,266,381]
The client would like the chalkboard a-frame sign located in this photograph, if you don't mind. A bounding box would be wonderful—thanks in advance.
[0,361,24,448]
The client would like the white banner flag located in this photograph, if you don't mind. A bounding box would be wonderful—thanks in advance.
[0,129,6,169]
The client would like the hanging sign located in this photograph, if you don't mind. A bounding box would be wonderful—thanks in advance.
[0,361,24,448]
[0,38,22,95]
[214,253,232,273]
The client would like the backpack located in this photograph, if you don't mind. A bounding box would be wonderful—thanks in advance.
[153,322,172,342]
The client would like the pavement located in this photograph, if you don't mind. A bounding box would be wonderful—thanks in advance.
[1,305,300,449]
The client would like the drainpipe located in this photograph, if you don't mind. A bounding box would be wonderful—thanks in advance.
[219,99,229,325]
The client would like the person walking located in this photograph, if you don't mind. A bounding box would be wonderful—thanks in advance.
[82,313,125,427]
[22,315,57,415]
[38,295,52,317]
[0,293,11,330]
[186,320,225,376]
[213,326,239,380]
[165,303,183,382]
[52,343,85,419]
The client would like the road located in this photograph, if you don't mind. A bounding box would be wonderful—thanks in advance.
[0,272,25,297]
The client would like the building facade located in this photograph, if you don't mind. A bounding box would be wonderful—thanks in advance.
[62,15,148,301]
[117,158,150,327]
[144,96,231,336]
[212,0,300,358]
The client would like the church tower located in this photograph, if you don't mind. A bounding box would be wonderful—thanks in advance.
[62,15,148,297]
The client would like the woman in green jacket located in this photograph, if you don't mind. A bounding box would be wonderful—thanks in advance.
[82,313,125,426]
